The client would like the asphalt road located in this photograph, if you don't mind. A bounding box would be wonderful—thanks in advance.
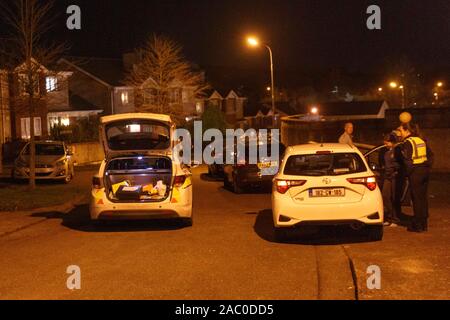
[0,166,448,300]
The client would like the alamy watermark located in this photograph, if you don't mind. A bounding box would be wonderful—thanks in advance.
[173,122,280,176]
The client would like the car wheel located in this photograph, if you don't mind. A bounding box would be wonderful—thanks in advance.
[366,225,383,241]
[233,176,244,194]
[224,174,231,190]
[64,173,73,184]
[181,217,193,227]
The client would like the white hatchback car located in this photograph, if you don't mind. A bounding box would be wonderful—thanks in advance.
[89,113,193,226]
[272,143,383,241]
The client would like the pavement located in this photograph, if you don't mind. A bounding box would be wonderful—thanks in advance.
[0,166,449,300]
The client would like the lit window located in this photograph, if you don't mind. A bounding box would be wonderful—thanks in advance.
[121,92,129,104]
[60,117,70,126]
[20,117,41,139]
[127,124,141,133]
[46,76,57,92]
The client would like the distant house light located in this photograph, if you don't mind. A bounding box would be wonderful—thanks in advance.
[61,117,70,126]
[121,92,129,104]
[46,76,57,92]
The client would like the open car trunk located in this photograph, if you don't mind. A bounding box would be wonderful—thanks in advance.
[104,156,172,203]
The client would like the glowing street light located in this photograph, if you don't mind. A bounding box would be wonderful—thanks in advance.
[266,86,271,92]
[389,81,406,108]
[437,81,443,88]
[378,87,383,92]
[310,106,319,115]
[246,36,276,126]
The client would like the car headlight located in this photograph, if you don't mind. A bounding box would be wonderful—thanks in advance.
[56,159,66,167]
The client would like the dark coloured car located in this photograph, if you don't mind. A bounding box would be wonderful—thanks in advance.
[223,139,286,194]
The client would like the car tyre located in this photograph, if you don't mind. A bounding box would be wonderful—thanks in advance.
[233,176,244,194]
[64,173,73,184]
[366,225,384,241]
[181,217,193,227]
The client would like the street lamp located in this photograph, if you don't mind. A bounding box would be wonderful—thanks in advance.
[389,82,405,109]
[247,36,276,127]
[310,106,319,115]
[437,81,443,88]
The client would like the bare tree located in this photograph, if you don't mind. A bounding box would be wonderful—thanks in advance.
[0,0,67,189]
[125,35,209,123]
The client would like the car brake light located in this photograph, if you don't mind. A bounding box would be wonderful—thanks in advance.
[92,176,102,189]
[173,175,186,187]
[275,179,307,194]
[347,176,377,191]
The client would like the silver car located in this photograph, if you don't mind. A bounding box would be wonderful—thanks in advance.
[12,141,75,183]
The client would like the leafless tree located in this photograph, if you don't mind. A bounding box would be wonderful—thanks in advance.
[125,34,209,123]
[0,0,67,189]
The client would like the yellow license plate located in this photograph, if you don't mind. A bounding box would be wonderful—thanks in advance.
[257,161,276,169]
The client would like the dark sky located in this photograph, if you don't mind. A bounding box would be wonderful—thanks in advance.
[2,0,449,88]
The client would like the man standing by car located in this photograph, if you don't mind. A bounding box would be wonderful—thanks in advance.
[398,123,432,233]
[382,132,401,227]
[339,122,354,146]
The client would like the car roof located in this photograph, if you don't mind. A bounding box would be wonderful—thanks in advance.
[286,143,361,155]
[100,113,172,124]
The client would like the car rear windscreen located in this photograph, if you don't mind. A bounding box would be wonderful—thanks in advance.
[284,153,367,176]
[24,144,65,156]
[106,120,170,150]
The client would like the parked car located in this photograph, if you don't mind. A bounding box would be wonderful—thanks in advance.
[12,141,74,183]
[272,143,384,241]
[89,113,194,226]
[223,136,285,193]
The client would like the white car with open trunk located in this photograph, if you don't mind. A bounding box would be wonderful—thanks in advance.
[89,113,193,226]
[272,143,384,241]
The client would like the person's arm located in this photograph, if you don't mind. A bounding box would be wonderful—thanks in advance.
[401,141,414,175]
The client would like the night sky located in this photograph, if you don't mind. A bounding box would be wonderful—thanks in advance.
[2,0,450,88]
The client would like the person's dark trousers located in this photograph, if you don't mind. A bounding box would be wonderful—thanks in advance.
[408,166,430,231]
[382,178,400,223]
[394,171,405,219]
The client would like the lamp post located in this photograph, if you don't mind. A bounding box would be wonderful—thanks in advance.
[247,36,276,127]
[389,82,406,109]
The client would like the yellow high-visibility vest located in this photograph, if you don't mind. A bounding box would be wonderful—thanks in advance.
[406,137,428,165]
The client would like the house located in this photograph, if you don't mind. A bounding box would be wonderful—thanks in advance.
[0,69,12,144]
[58,57,135,115]
[5,58,102,141]
[205,89,247,125]
[59,54,206,119]
[243,101,298,129]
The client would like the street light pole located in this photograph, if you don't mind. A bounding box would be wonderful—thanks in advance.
[246,37,277,127]
[265,45,276,127]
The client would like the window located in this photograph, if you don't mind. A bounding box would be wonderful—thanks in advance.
[284,153,367,176]
[121,92,129,104]
[19,74,40,95]
[21,117,42,139]
[45,76,57,92]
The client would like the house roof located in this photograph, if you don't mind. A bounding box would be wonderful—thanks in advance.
[69,93,101,111]
[312,101,387,116]
[60,57,127,87]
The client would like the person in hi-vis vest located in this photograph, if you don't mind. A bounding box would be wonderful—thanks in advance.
[397,123,433,233]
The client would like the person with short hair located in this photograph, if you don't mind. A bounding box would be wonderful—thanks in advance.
[397,123,433,232]
[339,122,354,146]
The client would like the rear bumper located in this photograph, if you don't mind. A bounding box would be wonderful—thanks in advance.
[13,167,70,180]
[90,188,192,220]
[272,189,384,228]
[236,170,274,187]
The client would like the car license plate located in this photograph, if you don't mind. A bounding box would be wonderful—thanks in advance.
[309,188,345,197]
[257,161,277,169]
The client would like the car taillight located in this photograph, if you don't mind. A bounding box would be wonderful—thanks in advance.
[173,175,186,188]
[347,176,377,191]
[275,179,307,194]
[92,176,102,189]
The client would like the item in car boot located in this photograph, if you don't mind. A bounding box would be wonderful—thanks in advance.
[116,185,143,201]
[156,180,167,196]
[112,180,130,195]
[142,184,154,195]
